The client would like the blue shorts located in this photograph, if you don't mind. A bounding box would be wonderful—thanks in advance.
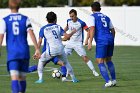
[7,59,29,72]
[96,44,114,58]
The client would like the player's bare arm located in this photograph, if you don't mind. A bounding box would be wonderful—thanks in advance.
[37,37,43,49]
[110,28,116,38]
[64,25,68,32]
[62,28,77,40]
[0,34,4,56]
[84,28,90,45]
[28,30,41,59]
[88,26,95,50]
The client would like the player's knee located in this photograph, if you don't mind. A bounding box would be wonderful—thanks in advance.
[57,61,65,66]
[105,57,112,62]
[82,56,89,62]
[19,72,26,80]
[96,58,105,63]
[10,70,19,80]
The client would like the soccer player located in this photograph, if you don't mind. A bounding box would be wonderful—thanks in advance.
[0,0,41,93]
[28,39,67,76]
[35,11,78,83]
[87,2,117,87]
[63,9,99,76]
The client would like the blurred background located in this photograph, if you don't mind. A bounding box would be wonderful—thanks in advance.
[0,0,140,46]
[0,0,140,7]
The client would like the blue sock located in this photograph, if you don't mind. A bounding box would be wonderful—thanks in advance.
[106,61,116,80]
[11,80,19,93]
[28,65,37,72]
[60,66,67,77]
[19,80,26,93]
[98,63,110,83]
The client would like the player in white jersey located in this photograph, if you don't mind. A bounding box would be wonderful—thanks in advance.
[64,9,99,76]
[35,11,79,83]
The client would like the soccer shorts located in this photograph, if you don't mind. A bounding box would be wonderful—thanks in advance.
[7,59,29,72]
[96,44,114,58]
[65,42,86,56]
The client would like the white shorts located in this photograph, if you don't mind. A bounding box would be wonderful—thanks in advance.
[64,42,86,56]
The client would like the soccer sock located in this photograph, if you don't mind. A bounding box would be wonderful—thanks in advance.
[38,60,44,80]
[65,61,75,79]
[106,61,116,80]
[28,65,37,73]
[98,63,110,83]
[86,60,96,71]
[60,66,67,77]
[19,80,26,93]
[11,80,19,93]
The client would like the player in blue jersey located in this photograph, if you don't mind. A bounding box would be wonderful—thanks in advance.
[87,2,116,87]
[0,0,41,93]
[35,11,78,83]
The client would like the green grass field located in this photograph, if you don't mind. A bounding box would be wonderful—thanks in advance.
[0,46,140,93]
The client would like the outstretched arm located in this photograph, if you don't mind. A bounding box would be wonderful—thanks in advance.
[63,28,77,40]
[64,25,68,32]
[28,30,41,59]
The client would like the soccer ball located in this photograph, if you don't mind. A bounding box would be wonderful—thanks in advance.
[52,70,61,78]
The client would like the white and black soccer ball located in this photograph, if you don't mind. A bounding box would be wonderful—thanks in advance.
[52,70,61,78]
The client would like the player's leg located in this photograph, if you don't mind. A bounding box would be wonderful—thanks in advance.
[74,44,99,76]
[28,58,52,73]
[64,46,73,56]
[96,45,112,87]
[7,60,20,93]
[35,52,52,83]
[28,65,38,73]
[18,59,29,93]
[51,57,67,77]
[58,51,79,82]
[105,44,116,86]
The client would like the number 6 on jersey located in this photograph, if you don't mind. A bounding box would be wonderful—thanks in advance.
[12,21,19,35]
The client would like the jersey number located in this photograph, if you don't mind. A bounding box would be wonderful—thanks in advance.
[12,21,19,35]
[52,30,58,39]
[101,18,107,27]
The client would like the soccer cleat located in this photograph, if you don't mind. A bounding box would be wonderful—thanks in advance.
[62,77,72,82]
[93,71,99,76]
[112,80,117,86]
[35,80,43,83]
[72,77,79,83]
[104,81,112,88]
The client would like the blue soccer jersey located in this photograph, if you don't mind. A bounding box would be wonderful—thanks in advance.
[0,13,33,62]
[88,12,114,45]
[88,12,115,58]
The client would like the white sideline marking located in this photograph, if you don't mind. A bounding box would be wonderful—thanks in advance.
[0,64,6,66]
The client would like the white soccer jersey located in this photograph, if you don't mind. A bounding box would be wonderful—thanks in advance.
[67,18,88,43]
[39,24,64,56]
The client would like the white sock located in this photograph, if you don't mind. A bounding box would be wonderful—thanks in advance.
[65,61,75,79]
[87,60,95,71]
[37,60,44,80]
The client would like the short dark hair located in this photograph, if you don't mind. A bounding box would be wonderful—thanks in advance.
[46,12,57,23]
[69,9,77,15]
[9,0,21,10]
[91,2,101,11]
